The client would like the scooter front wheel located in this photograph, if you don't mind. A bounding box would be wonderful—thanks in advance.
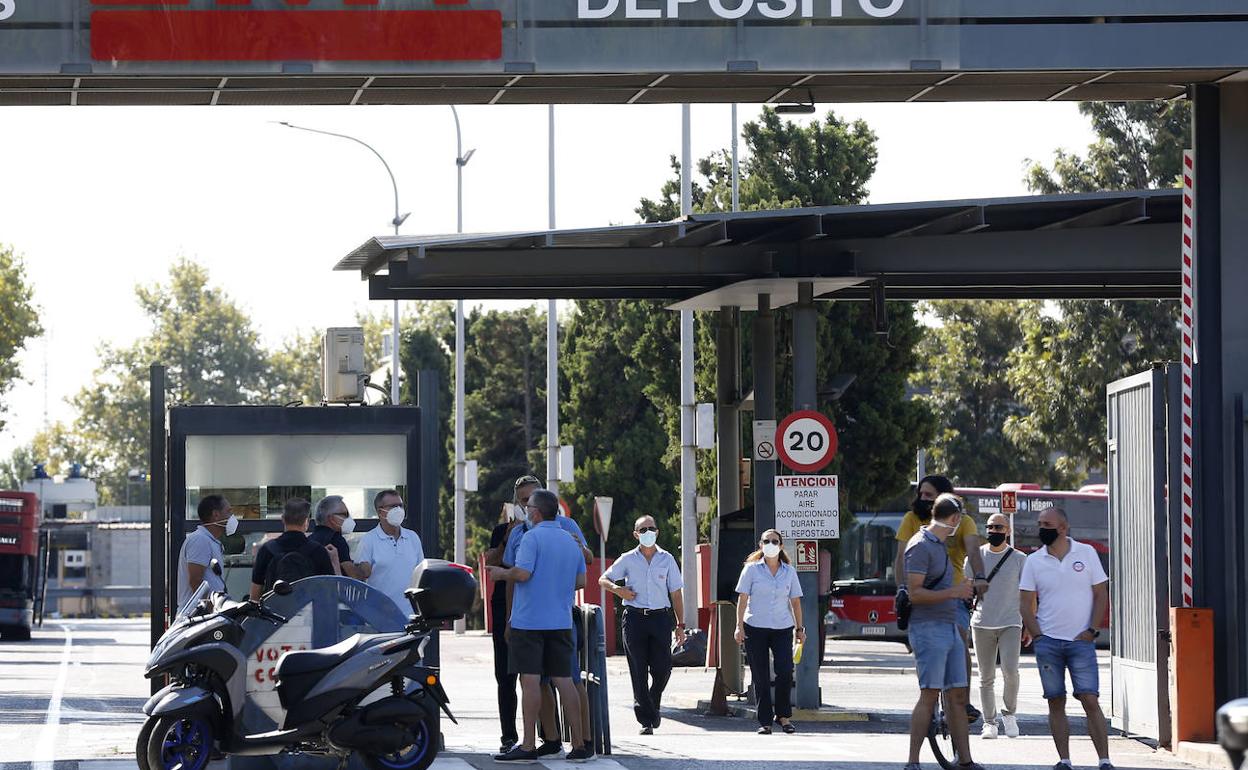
[136,715,159,770]
[145,714,217,770]
[360,711,437,770]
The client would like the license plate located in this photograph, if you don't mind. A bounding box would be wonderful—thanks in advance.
[862,625,887,636]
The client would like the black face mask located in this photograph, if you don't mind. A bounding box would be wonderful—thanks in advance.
[913,498,934,521]
[1038,527,1060,546]
[987,532,1008,547]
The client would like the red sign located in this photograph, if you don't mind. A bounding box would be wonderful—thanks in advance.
[90,4,503,62]
[1001,490,1018,514]
[775,410,838,473]
[794,539,818,572]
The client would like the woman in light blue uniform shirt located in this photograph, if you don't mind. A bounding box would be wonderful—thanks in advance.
[734,528,805,734]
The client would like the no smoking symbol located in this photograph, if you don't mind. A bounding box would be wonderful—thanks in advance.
[757,441,775,460]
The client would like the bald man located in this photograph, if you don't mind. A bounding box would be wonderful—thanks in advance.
[965,513,1024,739]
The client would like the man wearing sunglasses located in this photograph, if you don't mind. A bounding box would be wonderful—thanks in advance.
[598,515,685,735]
[965,513,1024,740]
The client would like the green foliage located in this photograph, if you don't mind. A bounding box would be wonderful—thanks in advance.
[1004,301,1178,483]
[914,301,1051,486]
[0,245,42,432]
[1025,101,1190,193]
[70,259,273,503]
[0,422,86,489]
[1011,100,1185,482]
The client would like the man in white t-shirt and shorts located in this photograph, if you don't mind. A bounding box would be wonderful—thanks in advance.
[1019,507,1112,770]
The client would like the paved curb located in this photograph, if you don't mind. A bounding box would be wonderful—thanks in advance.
[1171,741,1231,769]
[692,699,871,722]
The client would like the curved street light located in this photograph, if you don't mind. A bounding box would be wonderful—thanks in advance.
[277,121,408,405]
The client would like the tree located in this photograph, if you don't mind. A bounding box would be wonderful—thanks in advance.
[267,329,322,406]
[913,301,1050,486]
[1011,101,1185,481]
[630,108,929,515]
[0,245,42,432]
[71,259,273,502]
[0,422,86,489]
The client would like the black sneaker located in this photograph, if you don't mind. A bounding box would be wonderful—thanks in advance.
[499,741,517,755]
[640,725,653,735]
[536,740,563,757]
[566,747,593,763]
[493,746,539,763]
[965,704,981,724]
[581,741,595,758]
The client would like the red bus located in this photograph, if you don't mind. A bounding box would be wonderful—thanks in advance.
[827,485,1110,646]
[0,491,39,641]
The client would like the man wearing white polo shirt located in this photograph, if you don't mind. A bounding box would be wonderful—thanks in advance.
[1020,507,1112,770]
[356,489,425,613]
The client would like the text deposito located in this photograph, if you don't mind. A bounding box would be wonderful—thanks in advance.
[578,0,905,20]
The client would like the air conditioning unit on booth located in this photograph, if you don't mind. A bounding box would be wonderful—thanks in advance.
[322,327,366,403]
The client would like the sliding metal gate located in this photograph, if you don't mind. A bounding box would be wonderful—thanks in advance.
[1106,365,1177,744]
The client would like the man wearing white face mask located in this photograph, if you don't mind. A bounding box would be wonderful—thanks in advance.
[310,495,360,579]
[177,494,235,608]
[355,489,426,612]
[598,515,685,735]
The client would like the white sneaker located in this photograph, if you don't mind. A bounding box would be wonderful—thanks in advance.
[1001,714,1019,738]
[981,721,998,739]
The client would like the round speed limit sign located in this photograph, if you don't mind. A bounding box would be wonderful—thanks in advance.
[775,410,838,473]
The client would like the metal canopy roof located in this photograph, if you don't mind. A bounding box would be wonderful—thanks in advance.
[336,189,1182,305]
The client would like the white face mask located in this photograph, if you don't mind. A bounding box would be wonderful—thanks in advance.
[338,515,356,535]
[224,514,238,537]
[638,531,658,548]
[385,507,406,527]
[512,504,528,523]
[931,516,960,533]
[762,543,782,560]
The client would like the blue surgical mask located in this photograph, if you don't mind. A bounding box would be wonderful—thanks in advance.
[638,531,658,548]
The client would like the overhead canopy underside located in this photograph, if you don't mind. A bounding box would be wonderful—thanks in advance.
[336,189,1182,306]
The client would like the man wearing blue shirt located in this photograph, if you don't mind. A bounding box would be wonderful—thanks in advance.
[487,490,590,763]
[598,515,685,735]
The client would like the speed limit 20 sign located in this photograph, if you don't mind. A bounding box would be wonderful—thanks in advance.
[776,410,838,473]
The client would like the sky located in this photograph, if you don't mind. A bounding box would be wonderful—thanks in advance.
[0,101,1097,452]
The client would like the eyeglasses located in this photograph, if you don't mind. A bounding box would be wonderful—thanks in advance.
[636,526,658,533]
[333,511,350,518]
[378,503,403,511]
[761,539,781,546]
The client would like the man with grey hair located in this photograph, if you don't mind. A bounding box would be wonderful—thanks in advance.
[966,512,1024,739]
[308,495,361,579]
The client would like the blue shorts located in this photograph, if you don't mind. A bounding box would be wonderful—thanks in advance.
[1034,636,1099,699]
[955,599,970,629]
[909,621,968,691]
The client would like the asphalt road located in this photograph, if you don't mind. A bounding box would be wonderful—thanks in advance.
[0,620,1215,770]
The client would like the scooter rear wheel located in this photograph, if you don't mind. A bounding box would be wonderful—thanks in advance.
[360,711,437,770]
[145,714,216,770]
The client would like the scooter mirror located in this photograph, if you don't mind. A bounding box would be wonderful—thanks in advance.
[271,580,294,597]
[1219,699,1248,770]
[210,558,223,578]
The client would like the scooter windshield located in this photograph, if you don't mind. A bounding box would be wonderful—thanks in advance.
[174,581,213,621]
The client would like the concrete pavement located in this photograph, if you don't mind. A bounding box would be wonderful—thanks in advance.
[0,619,1224,770]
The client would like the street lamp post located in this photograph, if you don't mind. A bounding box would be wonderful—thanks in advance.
[450,106,475,635]
[277,122,409,405]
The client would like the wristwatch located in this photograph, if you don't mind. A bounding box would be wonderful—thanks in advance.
[1086,627,1101,639]
[974,573,986,581]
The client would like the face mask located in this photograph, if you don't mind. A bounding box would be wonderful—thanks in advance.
[224,514,238,537]
[512,504,527,523]
[638,531,658,548]
[1038,527,1060,546]
[987,532,1008,547]
[762,543,782,559]
[338,515,356,535]
[385,507,406,527]
[913,499,934,521]
[931,516,960,532]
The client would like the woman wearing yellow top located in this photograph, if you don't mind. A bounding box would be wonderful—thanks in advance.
[893,475,988,724]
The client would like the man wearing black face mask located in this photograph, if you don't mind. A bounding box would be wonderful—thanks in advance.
[1020,507,1113,770]
[965,513,1023,740]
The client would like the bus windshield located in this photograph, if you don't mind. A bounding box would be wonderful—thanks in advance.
[0,553,33,599]
[836,513,903,583]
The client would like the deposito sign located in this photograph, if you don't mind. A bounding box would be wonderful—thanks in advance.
[774,475,840,540]
[775,410,838,473]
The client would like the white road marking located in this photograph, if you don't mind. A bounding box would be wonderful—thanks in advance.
[31,624,73,770]
[540,757,627,770]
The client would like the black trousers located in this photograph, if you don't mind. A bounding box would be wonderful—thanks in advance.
[621,608,674,728]
[491,601,519,746]
[743,623,795,726]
